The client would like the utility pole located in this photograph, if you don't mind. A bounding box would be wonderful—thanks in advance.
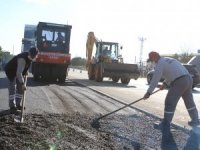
[12,45,14,55]
[138,37,146,76]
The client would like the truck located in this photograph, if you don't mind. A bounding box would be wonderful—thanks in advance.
[86,32,140,84]
[21,25,37,52]
[22,22,72,82]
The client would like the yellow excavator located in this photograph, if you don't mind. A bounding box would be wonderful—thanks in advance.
[86,32,140,84]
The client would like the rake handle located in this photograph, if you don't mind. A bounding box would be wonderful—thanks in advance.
[20,75,27,122]
[97,89,160,121]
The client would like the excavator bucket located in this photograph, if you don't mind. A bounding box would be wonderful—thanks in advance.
[102,63,140,80]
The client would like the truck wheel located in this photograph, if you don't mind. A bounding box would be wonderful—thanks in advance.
[121,77,130,85]
[59,75,66,82]
[112,77,120,83]
[33,74,39,81]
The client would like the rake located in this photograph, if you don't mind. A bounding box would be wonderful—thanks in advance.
[91,89,160,129]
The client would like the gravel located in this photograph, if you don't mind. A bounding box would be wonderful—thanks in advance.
[0,111,199,150]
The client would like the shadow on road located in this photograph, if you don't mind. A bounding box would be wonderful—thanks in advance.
[183,127,200,150]
[161,130,178,150]
[161,127,200,150]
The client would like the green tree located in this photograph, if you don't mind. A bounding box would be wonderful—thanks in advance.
[71,57,86,67]
[0,46,13,65]
[0,46,2,59]
[172,52,194,63]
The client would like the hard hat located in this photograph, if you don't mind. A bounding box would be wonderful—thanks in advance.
[29,47,39,59]
[147,51,159,62]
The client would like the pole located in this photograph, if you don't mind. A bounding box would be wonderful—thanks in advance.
[138,37,146,76]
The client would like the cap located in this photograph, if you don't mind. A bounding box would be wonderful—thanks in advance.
[147,51,159,62]
[29,47,39,59]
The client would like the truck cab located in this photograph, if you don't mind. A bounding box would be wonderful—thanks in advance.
[21,25,37,52]
[95,41,121,63]
[36,22,71,54]
[32,22,72,82]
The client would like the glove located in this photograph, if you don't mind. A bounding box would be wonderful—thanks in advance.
[143,92,151,100]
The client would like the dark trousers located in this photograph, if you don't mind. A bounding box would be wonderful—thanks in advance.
[8,77,24,108]
[164,75,199,123]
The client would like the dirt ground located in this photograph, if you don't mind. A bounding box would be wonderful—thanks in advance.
[0,111,199,150]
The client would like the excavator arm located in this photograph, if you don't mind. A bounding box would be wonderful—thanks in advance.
[86,32,96,68]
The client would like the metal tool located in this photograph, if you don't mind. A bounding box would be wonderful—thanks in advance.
[14,75,27,123]
[20,75,27,123]
[91,89,160,129]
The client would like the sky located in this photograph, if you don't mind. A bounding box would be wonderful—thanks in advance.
[1,0,200,63]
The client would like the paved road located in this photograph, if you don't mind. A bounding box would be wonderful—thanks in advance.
[68,69,200,129]
[1,69,200,129]
[0,71,137,115]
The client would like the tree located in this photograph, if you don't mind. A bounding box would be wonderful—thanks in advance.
[172,52,194,63]
[0,46,2,59]
[0,45,13,65]
[71,57,86,67]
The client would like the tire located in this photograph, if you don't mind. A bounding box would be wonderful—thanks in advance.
[33,74,39,81]
[59,68,67,82]
[59,75,66,82]
[112,77,120,83]
[121,77,130,85]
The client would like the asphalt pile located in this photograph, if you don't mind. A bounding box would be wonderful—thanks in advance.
[0,112,199,150]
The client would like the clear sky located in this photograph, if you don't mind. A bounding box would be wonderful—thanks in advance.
[1,0,200,63]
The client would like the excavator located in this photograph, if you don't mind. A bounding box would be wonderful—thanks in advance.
[86,32,140,84]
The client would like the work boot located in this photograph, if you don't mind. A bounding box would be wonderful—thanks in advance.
[10,107,20,115]
[188,119,200,127]
[154,120,171,130]
[154,121,163,130]
[16,105,25,111]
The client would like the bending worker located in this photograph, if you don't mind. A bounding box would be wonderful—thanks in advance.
[143,51,200,129]
[4,47,39,114]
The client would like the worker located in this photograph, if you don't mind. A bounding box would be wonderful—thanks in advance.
[143,51,200,130]
[4,47,39,114]
[56,32,65,42]
[103,47,110,56]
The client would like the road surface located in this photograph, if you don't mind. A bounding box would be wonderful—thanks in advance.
[68,69,200,129]
[0,70,199,149]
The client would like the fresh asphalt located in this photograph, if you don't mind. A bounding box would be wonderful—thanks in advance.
[68,69,200,131]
